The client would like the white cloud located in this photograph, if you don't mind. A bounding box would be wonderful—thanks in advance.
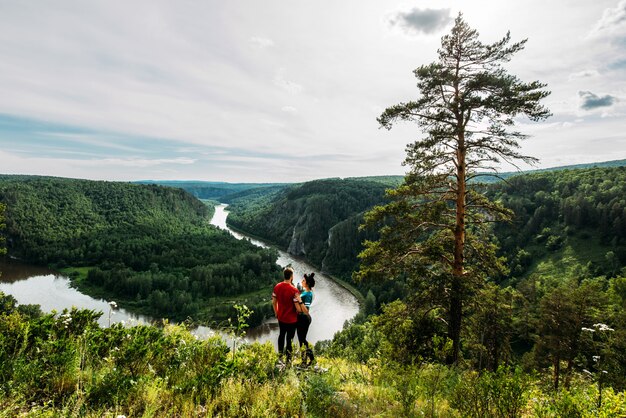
[273,69,303,94]
[249,36,275,49]
[281,106,298,114]
[90,157,196,168]
[568,69,600,80]
[588,0,626,38]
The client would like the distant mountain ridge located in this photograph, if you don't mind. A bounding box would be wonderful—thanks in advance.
[134,180,287,200]
[475,158,626,183]
[135,158,626,193]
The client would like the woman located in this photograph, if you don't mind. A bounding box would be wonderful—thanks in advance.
[296,272,315,366]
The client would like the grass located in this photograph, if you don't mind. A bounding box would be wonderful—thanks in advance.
[1,298,625,417]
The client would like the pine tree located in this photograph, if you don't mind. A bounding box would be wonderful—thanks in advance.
[356,14,550,364]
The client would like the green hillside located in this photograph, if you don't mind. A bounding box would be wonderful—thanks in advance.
[225,166,626,309]
[227,178,395,268]
[491,166,626,281]
[0,175,280,325]
[226,177,408,304]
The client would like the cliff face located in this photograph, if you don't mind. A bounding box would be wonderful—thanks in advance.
[287,226,307,256]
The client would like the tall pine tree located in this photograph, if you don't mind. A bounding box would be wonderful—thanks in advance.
[357,14,550,364]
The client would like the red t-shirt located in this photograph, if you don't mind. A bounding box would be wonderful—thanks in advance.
[273,281,299,323]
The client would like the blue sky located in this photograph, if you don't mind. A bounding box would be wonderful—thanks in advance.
[1,0,625,182]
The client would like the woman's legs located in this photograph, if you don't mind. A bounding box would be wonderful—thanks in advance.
[297,315,314,365]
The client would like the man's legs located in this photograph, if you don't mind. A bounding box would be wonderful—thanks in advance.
[278,321,288,355]
[284,322,297,361]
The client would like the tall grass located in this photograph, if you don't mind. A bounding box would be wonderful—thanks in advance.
[1,296,626,417]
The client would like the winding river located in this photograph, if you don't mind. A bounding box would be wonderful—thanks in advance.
[0,204,359,346]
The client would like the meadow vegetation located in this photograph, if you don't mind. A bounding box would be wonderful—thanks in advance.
[1,292,626,417]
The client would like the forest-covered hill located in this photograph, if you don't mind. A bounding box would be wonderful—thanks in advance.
[0,175,280,325]
[492,166,626,281]
[225,177,406,305]
[222,166,626,395]
[225,166,626,304]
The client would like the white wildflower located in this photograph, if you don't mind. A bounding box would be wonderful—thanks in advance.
[108,301,118,309]
[593,323,615,332]
[593,355,601,362]
[581,327,595,333]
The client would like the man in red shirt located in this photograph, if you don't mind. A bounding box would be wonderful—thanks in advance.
[272,267,303,361]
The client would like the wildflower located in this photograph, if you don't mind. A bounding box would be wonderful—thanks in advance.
[593,323,614,332]
[593,355,601,362]
[108,301,118,309]
[581,327,595,333]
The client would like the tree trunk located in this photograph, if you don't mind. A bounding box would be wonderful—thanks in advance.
[448,284,462,364]
[449,134,466,364]
[553,356,561,391]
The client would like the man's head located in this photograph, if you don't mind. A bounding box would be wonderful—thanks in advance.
[283,267,294,282]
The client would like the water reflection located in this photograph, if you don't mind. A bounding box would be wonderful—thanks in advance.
[0,259,151,328]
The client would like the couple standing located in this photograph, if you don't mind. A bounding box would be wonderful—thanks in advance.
[272,267,315,365]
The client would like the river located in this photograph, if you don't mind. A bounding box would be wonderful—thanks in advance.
[0,204,359,346]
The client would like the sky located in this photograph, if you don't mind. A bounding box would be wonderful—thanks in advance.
[0,0,625,183]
